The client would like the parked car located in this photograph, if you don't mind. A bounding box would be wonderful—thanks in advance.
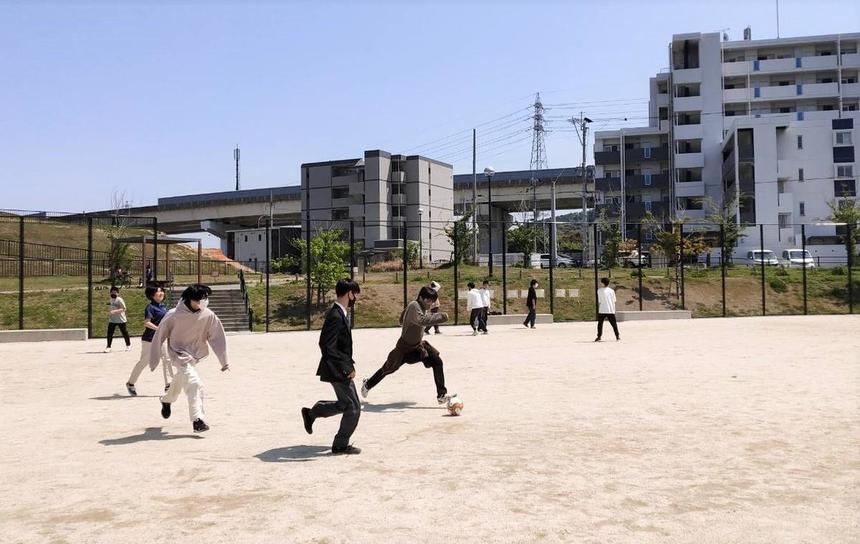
[539,253,579,268]
[620,250,651,268]
[745,249,779,267]
[780,249,816,268]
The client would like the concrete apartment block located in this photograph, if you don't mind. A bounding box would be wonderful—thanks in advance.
[300,150,454,262]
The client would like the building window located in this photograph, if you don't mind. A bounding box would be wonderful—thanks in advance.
[835,131,853,146]
[244,235,248,242]
[258,234,262,242]
[332,209,349,220]
[835,179,857,198]
[820,105,834,111]
[392,205,403,217]
[331,187,349,199]
[799,202,805,216]
[797,135,803,149]
[837,165,854,178]
[843,103,859,112]
[644,200,652,212]
[644,173,652,186]
[778,213,791,229]
[798,168,804,182]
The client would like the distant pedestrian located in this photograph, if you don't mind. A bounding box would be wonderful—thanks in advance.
[145,262,154,285]
[595,277,620,342]
[523,279,539,329]
[466,282,482,336]
[479,280,491,334]
[424,281,443,335]
[126,286,174,396]
[104,286,131,352]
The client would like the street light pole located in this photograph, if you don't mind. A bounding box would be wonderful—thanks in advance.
[418,207,424,269]
[484,167,495,276]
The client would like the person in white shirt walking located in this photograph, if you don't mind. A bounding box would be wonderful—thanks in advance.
[478,280,491,334]
[150,284,230,433]
[595,277,620,342]
[466,282,483,336]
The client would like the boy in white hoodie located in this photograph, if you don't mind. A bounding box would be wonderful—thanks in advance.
[149,284,229,433]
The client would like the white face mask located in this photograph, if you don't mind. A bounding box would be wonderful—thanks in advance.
[199,298,209,309]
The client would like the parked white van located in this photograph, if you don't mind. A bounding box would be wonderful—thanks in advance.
[780,249,816,269]
[745,249,779,267]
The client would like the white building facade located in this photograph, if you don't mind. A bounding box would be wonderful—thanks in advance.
[595,29,859,258]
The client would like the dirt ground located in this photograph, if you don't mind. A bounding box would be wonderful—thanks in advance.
[1,315,858,543]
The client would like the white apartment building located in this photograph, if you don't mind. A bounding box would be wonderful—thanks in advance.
[595,29,859,258]
[301,150,454,261]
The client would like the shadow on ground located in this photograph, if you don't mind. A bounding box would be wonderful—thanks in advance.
[99,427,202,445]
[362,401,438,413]
[255,445,331,463]
[90,394,160,400]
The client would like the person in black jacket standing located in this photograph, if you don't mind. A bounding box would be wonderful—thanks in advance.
[523,279,538,329]
[301,279,363,455]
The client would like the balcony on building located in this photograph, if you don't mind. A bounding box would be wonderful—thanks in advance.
[777,187,794,214]
[627,201,670,220]
[624,144,669,163]
[594,176,620,192]
[675,151,705,169]
[722,53,843,76]
[844,82,860,98]
[594,150,621,165]
[626,173,669,191]
[843,52,860,69]
[674,95,703,112]
[348,182,364,196]
[332,172,358,187]
[675,180,706,198]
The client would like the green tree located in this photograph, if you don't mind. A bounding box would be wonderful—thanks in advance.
[827,199,860,266]
[596,210,622,268]
[444,211,475,264]
[290,229,350,304]
[507,222,546,265]
[704,193,746,265]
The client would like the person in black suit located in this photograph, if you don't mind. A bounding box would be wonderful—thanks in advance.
[301,279,363,455]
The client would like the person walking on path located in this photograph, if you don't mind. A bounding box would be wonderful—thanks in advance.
[126,285,174,396]
[595,277,620,342]
[423,281,443,335]
[105,286,131,352]
[523,279,539,329]
[466,282,483,336]
[301,279,363,455]
[151,284,229,433]
[361,286,453,405]
[479,280,491,334]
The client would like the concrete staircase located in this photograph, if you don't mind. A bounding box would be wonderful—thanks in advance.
[202,286,250,332]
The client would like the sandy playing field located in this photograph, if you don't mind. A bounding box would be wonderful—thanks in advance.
[1,315,858,543]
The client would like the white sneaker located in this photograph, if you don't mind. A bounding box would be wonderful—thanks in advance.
[103,347,111,353]
[437,393,456,405]
[471,330,478,336]
[360,378,369,399]
[125,345,132,352]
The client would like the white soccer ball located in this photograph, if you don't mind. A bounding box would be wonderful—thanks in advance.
[446,395,464,416]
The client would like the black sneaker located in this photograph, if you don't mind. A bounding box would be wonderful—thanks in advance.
[161,402,171,419]
[331,445,361,455]
[301,407,314,435]
[126,383,137,396]
[594,337,601,342]
[616,336,621,341]
[193,419,209,433]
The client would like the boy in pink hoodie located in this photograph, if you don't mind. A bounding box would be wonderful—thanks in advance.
[150,284,229,433]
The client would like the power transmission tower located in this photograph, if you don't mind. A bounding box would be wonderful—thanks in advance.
[528,93,547,252]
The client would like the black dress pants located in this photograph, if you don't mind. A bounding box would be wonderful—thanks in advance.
[310,380,361,450]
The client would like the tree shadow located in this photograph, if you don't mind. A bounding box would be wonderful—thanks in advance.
[362,401,438,412]
[89,394,160,400]
[254,445,331,463]
[99,427,202,446]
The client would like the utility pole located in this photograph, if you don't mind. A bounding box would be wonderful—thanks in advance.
[234,145,240,191]
[472,128,478,265]
[569,113,592,263]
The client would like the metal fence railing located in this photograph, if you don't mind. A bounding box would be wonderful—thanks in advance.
[1,211,857,336]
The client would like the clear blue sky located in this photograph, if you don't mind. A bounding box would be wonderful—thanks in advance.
[2,0,857,214]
